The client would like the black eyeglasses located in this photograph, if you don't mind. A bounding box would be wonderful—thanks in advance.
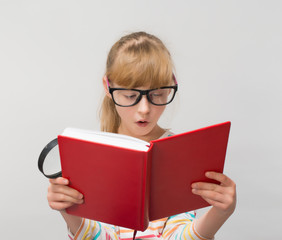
[106,77,178,107]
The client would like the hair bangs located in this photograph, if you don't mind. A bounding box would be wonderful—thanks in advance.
[108,42,174,89]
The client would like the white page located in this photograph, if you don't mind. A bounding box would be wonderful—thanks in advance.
[61,128,150,152]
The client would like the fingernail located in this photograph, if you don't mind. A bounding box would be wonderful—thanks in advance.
[63,179,68,184]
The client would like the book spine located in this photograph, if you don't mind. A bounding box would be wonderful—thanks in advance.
[141,144,153,229]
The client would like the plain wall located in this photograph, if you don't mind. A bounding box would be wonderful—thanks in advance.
[0,0,281,239]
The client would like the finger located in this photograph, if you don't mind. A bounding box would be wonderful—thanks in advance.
[48,178,83,199]
[49,201,76,211]
[191,181,236,200]
[191,182,223,194]
[192,189,225,203]
[200,196,227,209]
[49,177,69,185]
[48,192,84,205]
[205,172,235,187]
[48,184,83,200]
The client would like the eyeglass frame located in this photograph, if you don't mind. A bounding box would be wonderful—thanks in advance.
[106,75,178,107]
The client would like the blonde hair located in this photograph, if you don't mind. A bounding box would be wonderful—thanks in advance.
[100,32,175,133]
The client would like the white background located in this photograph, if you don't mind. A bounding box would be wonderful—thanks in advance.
[0,1,281,239]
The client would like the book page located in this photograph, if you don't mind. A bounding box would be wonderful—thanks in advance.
[61,128,150,151]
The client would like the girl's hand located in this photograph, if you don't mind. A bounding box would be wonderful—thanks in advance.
[191,172,236,216]
[47,177,84,211]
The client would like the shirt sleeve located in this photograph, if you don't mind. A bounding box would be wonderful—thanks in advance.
[162,212,214,240]
[68,218,120,240]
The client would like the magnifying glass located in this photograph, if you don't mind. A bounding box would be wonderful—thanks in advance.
[38,138,62,179]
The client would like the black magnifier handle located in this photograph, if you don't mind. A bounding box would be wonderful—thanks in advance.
[38,138,62,179]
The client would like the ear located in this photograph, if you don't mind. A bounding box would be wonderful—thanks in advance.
[103,76,112,98]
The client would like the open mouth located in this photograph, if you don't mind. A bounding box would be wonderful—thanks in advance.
[136,120,149,127]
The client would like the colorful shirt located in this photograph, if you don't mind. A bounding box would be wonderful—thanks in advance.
[67,130,213,240]
[68,212,213,240]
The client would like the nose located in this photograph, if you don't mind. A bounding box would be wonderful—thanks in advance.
[137,95,150,114]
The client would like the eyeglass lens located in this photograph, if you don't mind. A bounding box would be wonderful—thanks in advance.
[112,88,175,106]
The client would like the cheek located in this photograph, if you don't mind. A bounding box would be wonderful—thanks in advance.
[115,106,133,120]
[153,106,166,119]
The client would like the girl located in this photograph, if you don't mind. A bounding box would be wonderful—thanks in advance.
[47,32,236,240]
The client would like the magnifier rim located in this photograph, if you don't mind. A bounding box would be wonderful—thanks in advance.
[38,138,62,179]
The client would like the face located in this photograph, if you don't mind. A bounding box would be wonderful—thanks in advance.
[103,77,166,142]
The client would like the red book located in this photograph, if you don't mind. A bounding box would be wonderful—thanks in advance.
[58,121,231,231]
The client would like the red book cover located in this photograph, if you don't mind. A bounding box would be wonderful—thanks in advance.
[58,137,150,231]
[58,121,231,231]
[149,121,231,220]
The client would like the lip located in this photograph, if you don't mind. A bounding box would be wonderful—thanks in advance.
[136,120,149,127]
